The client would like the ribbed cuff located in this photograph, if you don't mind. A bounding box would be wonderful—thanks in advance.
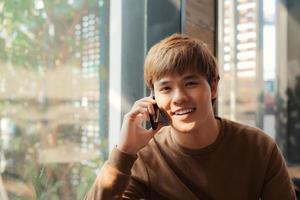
[108,146,138,175]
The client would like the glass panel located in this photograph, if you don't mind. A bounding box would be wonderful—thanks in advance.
[218,0,300,189]
[282,0,300,166]
[0,1,108,199]
[218,0,260,127]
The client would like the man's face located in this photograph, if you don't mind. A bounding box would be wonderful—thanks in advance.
[153,71,217,133]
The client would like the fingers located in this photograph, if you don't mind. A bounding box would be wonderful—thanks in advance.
[146,123,164,137]
[147,103,155,116]
[126,97,157,121]
[133,122,164,142]
[129,107,149,119]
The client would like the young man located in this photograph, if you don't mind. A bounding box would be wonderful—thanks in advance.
[86,34,296,199]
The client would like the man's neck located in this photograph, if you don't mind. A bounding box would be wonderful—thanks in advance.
[171,117,220,150]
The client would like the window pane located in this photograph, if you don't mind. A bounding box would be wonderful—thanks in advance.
[0,1,108,199]
[218,0,300,175]
[218,0,260,127]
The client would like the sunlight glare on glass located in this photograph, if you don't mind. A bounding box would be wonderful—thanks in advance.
[34,0,44,10]
[263,0,275,20]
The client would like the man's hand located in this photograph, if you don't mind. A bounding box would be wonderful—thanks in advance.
[118,97,163,155]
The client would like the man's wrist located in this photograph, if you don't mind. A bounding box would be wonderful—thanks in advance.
[108,146,138,175]
[117,144,139,156]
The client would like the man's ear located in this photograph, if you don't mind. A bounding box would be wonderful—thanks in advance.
[211,79,219,100]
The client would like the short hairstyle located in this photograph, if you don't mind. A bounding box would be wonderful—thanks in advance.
[144,33,220,90]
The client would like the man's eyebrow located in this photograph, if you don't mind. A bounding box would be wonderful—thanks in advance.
[156,75,200,85]
[156,80,170,86]
[183,74,200,81]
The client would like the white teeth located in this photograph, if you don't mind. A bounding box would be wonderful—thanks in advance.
[175,108,195,115]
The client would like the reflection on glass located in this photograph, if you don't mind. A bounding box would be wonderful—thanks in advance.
[219,0,300,165]
[219,0,300,181]
[219,0,259,127]
[219,0,278,135]
[0,1,107,199]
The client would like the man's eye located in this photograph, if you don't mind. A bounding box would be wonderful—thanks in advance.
[160,87,171,92]
[186,81,198,87]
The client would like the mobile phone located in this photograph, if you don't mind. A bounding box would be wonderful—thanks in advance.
[149,97,160,130]
[148,91,168,130]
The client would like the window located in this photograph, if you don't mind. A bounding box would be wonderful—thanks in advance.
[0,0,109,199]
[218,0,300,167]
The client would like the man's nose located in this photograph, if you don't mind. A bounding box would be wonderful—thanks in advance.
[172,88,188,105]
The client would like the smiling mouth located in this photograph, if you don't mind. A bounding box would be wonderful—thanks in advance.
[173,108,196,115]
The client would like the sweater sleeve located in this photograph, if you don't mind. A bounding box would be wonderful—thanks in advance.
[85,147,148,200]
[261,144,296,200]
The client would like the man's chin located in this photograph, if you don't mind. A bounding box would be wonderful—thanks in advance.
[171,121,196,133]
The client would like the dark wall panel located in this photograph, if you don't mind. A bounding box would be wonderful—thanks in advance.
[182,0,216,54]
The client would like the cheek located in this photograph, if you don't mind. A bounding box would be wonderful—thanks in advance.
[201,92,212,106]
[155,97,173,121]
[156,96,171,112]
[156,96,169,108]
[200,86,212,100]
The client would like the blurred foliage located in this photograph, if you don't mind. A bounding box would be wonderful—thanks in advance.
[2,121,107,199]
[286,76,300,164]
[275,76,300,165]
[0,0,108,199]
[0,0,99,69]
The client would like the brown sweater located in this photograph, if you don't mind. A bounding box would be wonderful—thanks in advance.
[86,117,296,200]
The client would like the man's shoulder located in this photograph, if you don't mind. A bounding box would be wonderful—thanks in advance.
[221,117,276,150]
[219,118,278,171]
